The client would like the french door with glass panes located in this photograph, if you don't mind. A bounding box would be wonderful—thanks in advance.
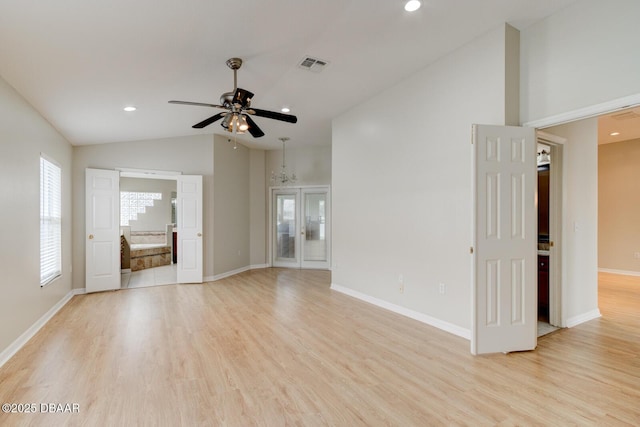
[272,187,330,269]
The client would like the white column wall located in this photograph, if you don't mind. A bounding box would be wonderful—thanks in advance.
[332,26,510,331]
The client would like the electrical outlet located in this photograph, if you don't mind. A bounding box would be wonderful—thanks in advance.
[399,274,404,293]
[439,283,446,295]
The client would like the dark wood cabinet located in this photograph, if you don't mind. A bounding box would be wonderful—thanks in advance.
[172,231,177,264]
[538,255,549,317]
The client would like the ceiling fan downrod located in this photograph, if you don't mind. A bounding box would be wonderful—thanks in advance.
[226,57,242,92]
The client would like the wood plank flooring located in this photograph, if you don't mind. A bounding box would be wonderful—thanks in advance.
[0,269,639,426]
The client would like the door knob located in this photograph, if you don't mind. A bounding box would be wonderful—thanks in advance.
[197,233,202,237]
[88,234,94,240]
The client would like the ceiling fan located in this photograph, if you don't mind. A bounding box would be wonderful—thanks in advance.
[169,58,297,138]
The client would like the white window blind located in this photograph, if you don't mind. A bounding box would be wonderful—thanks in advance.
[40,155,62,286]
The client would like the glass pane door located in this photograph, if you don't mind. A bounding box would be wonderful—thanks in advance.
[303,192,327,262]
[272,187,330,269]
[274,192,298,265]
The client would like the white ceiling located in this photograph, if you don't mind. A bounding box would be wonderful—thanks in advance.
[598,107,640,145]
[0,0,577,150]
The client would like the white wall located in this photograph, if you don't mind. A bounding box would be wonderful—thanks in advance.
[521,0,640,124]
[73,135,214,286]
[266,145,331,186]
[250,150,267,267]
[598,139,640,273]
[332,25,514,332]
[0,74,73,356]
[120,177,176,232]
[213,135,250,275]
[546,118,600,324]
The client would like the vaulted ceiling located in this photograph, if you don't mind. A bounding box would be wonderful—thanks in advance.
[0,0,577,149]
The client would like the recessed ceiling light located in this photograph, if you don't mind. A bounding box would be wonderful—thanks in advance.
[404,0,421,12]
[123,106,136,112]
[281,107,290,113]
[610,132,620,136]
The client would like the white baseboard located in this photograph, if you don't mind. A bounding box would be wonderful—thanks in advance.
[73,288,86,295]
[203,275,215,283]
[566,309,602,328]
[250,263,269,270]
[598,268,640,277]
[212,266,251,281]
[211,264,270,282]
[330,283,471,340]
[0,289,77,369]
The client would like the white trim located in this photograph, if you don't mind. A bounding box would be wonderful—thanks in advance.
[212,266,251,281]
[598,268,640,277]
[203,275,215,282]
[0,289,76,368]
[523,94,640,129]
[330,283,471,340]
[73,288,86,295]
[117,167,182,181]
[208,265,269,282]
[537,131,567,145]
[565,309,602,328]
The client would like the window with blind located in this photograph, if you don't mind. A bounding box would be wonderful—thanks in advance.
[40,155,62,286]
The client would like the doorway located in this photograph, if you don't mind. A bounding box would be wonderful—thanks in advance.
[85,168,204,293]
[536,137,563,336]
[271,186,331,269]
[119,176,177,289]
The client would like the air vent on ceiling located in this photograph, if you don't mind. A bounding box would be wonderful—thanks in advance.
[610,110,640,121]
[298,56,329,72]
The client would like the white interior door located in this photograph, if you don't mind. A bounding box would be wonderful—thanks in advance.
[472,124,537,355]
[301,189,331,269]
[86,168,121,293]
[273,190,300,268]
[176,175,203,283]
[272,187,331,269]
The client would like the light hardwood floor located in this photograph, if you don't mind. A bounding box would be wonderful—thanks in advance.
[0,269,638,426]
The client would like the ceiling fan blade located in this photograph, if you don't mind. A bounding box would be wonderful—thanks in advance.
[245,115,265,138]
[169,100,225,109]
[193,112,226,129]
[250,108,298,124]
[232,88,254,107]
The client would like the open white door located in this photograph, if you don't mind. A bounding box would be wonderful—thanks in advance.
[472,124,537,355]
[176,175,203,283]
[86,168,121,293]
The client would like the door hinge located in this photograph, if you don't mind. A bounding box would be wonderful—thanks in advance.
[470,246,474,254]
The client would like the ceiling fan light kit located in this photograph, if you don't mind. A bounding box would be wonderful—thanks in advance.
[169,57,297,139]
